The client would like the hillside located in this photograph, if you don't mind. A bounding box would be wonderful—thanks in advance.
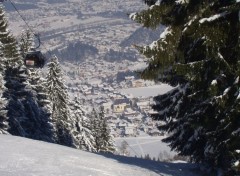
[0,135,201,176]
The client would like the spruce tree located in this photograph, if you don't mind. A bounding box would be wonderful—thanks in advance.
[0,6,26,137]
[0,68,8,134]
[89,108,101,152]
[70,97,95,151]
[0,6,48,140]
[0,6,22,68]
[98,106,115,153]
[46,56,74,146]
[132,0,240,173]
[0,42,7,134]
[89,107,115,153]
[24,69,55,142]
[19,29,34,57]
[4,66,28,136]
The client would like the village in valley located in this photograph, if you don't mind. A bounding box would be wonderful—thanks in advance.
[2,0,172,138]
[62,58,172,138]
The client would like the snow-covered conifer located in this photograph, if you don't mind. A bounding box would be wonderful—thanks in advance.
[19,29,34,57]
[46,56,74,146]
[132,0,240,173]
[89,108,101,151]
[98,106,115,153]
[70,97,95,151]
[24,69,55,142]
[89,107,115,153]
[0,6,22,68]
[0,69,8,134]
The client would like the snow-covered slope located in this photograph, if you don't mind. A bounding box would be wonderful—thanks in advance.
[0,135,201,176]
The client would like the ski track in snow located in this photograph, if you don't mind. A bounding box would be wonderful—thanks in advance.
[136,137,145,156]
[129,139,161,147]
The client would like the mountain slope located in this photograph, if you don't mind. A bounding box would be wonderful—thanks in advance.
[120,26,165,47]
[0,135,201,176]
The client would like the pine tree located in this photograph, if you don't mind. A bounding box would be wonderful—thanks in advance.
[0,6,26,137]
[46,56,74,146]
[0,6,22,68]
[24,69,55,142]
[0,42,7,134]
[89,107,115,153]
[70,97,95,151]
[19,29,34,57]
[119,140,129,156]
[0,6,49,141]
[0,69,8,134]
[4,66,29,136]
[17,27,55,142]
[89,108,101,152]
[132,0,240,173]
[98,106,115,153]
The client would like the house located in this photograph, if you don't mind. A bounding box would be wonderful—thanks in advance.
[113,99,130,113]
[124,124,137,137]
[126,114,142,124]
[136,101,150,112]
[124,126,135,136]
[149,129,164,136]
[123,108,139,117]
[117,121,128,129]
[132,80,144,87]
[125,76,135,81]
[102,102,113,113]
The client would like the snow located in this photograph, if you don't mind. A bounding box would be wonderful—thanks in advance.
[175,0,189,4]
[183,15,197,33]
[129,12,137,21]
[115,136,176,159]
[160,27,171,40]
[0,135,200,176]
[223,87,230,96]
[199,12,228,23]
[119,84,173,97]
[234,76,239,84]
[146,27,171,50]
[211,80,217,85]
[237,93,240,100]
[155,0,161,6]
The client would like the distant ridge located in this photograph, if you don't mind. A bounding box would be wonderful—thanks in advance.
[120,26,165,47]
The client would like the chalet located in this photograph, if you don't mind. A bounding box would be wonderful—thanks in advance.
[113,99,130,113]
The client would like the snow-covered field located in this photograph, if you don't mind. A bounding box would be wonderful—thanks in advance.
[0,135,201,176]
[119,84,174,97]
[115,136,177,160]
